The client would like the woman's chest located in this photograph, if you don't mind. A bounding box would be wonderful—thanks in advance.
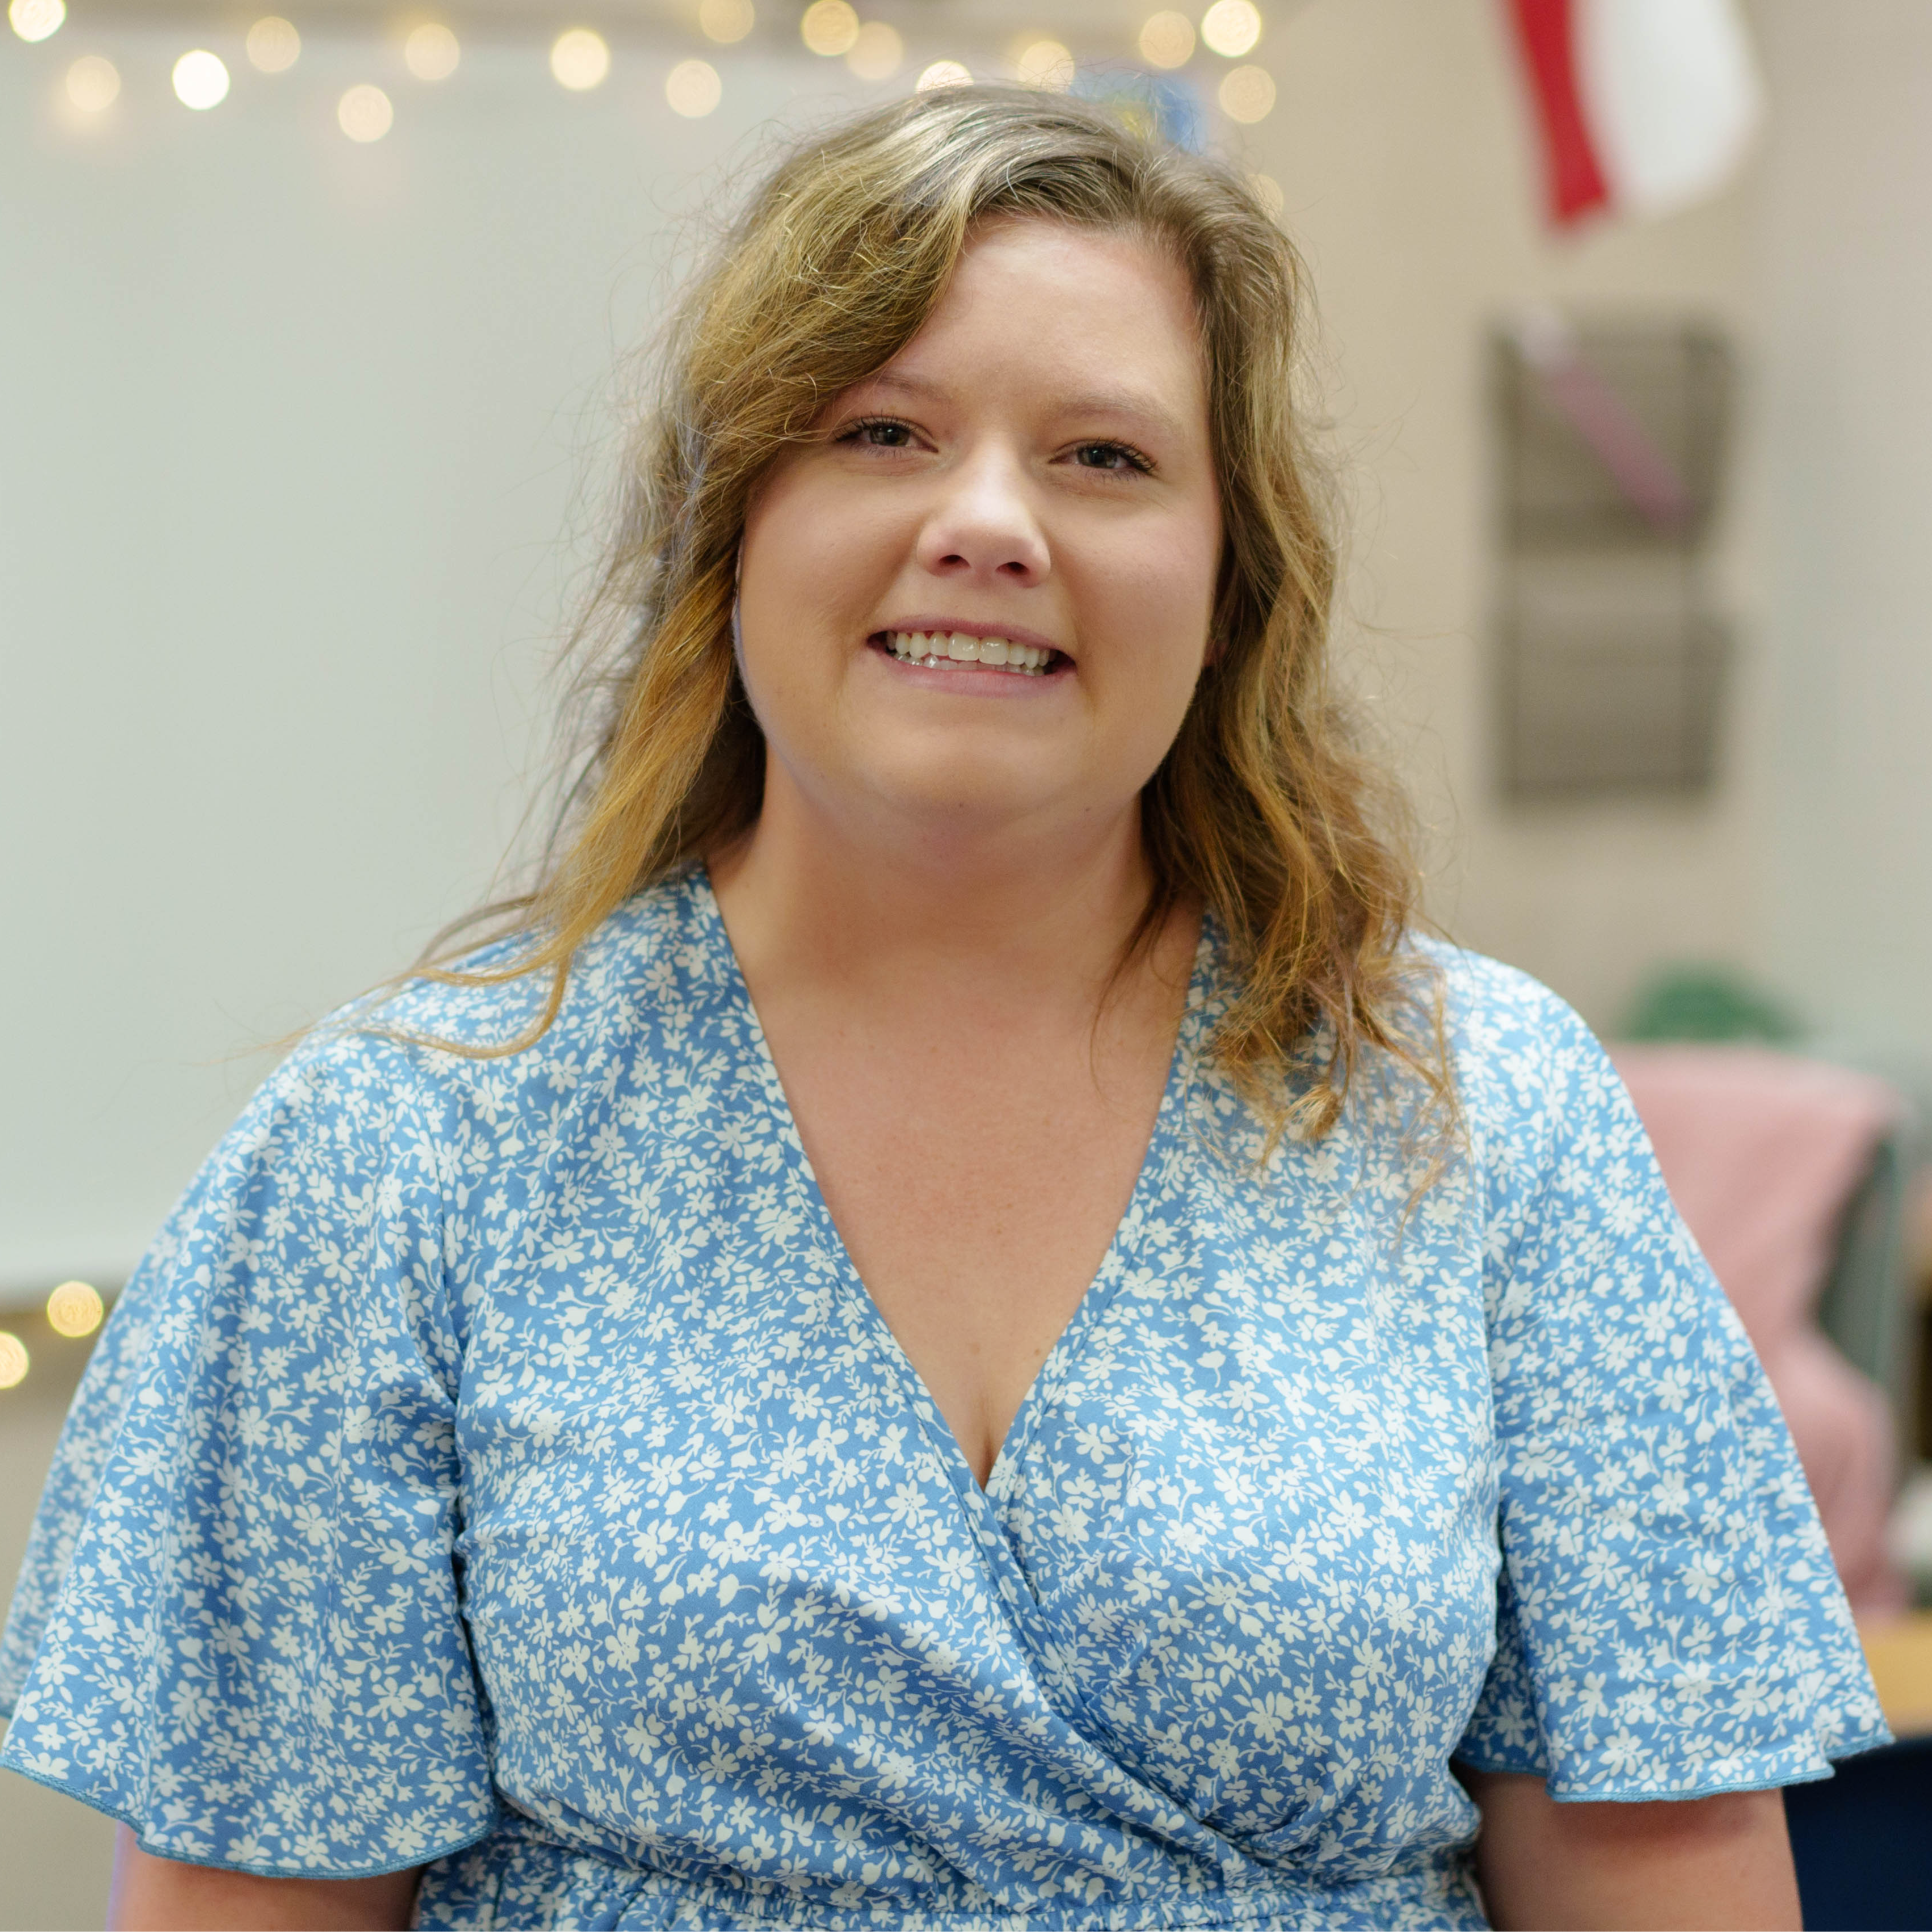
[444,1101,1504,1847]
[747,980,1186,1488]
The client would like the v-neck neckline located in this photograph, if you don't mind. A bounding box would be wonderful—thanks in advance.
[692,865,1213,1504]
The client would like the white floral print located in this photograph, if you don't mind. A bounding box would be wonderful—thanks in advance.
[0,869,1887,1929]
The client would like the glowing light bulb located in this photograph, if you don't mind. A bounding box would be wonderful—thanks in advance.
[9,0,64,44]
[845,19,900,80]
[915,58,971,91]
[1200,0,1261,58]
[172,50,230,110]
[246,16,299,72]
[0,1333,27,1390]
[1218,62,1274,122]
[800,0,858,57]
[665,57,721,116]
[65,54,119,112]
[550,27,611,90]
[404,23,459,81]
[1138,11,1194,68]
[698,0,754,43]
[46,1280,103,1338]
[1015,37,1074,90]
[338,82,393,139]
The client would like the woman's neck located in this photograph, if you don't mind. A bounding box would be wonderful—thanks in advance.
[706,767,1178,1017]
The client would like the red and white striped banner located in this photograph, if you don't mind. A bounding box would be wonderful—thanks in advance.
[1504,0,1763,226]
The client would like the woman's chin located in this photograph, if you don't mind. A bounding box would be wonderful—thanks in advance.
[861,765,1070,841]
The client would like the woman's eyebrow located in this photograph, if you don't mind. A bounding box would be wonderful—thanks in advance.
[1050,389,1186,443]
[854,371,1184,443]
[851,371,948,406]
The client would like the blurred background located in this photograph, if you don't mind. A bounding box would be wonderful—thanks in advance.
[4,0,1932,1923]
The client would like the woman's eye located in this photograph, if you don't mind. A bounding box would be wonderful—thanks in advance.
[1073,441,1151,473]
[845,418,914,448]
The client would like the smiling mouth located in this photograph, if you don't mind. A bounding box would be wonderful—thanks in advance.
[872,630,1066,677]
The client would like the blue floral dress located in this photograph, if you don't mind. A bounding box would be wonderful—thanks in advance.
[0,869,1887,1929]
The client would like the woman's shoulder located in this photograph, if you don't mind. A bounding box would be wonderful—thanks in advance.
[1409,934,1583,1039]
[1404,935,1632,1156]
[280,866,731,1112]
[1404,935,1605,1069]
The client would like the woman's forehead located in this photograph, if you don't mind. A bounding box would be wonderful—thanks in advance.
[944,214,1195,318]
[865,218,1207,413]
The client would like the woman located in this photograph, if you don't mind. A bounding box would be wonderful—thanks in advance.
[0,88,1886,1930]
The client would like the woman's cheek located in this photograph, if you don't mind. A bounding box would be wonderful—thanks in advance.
[1075,555,1214,693]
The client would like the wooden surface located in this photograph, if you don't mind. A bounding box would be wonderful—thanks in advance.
[1861,1613,1932,1738]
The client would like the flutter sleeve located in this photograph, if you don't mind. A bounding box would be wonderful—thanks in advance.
[0,1030,496,1876]
[1449,961,1891,1800]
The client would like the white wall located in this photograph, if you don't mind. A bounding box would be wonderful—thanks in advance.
[0,26,861,1296]
[1752,0,1932,1072]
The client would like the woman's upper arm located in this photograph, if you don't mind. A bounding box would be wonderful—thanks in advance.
[1459,1767,1801,1932]
[0,1039,495,1876]
[110,1826,424,1931]
[1450,961,1888,1798]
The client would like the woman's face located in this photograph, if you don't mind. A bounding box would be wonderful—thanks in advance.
[735,216,1223,849]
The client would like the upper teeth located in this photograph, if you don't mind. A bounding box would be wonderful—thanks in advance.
[887,630,1053,674]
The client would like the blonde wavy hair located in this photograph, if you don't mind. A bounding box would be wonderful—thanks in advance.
[421,84,1449,1150]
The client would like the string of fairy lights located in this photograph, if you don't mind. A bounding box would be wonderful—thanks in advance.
[7,0,1279,141]
[0,1282,102,1391]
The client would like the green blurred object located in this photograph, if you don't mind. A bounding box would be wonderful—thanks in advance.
[1621,963,1804,1043]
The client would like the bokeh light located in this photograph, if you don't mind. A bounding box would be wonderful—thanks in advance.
[845,20,900,80]
[404,23,460,81]
[550,27,611,90]
[1249,171,1283,218]
[172,50,231,110]
[916,58,971,92]
[665,57,721,116]
[0,1333,27,1390]
[338,82,394,140]
[46,1280,103,1338]
[1138,11,1194,68]
[246,16,299,73]
[1015,37,1075,90]
[1200,0,1262,58]
[65,55,120,112]
[1218,62,1274,122]
[9,0,64,44]
[800,0,858,57]
[698,0,754,43]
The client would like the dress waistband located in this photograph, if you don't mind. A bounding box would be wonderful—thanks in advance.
[409,1823,1487,1932]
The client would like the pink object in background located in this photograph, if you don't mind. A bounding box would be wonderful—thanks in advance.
[1610,1044,1908,1617]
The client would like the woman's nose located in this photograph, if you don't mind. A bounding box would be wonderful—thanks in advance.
[912,449,1050,585]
